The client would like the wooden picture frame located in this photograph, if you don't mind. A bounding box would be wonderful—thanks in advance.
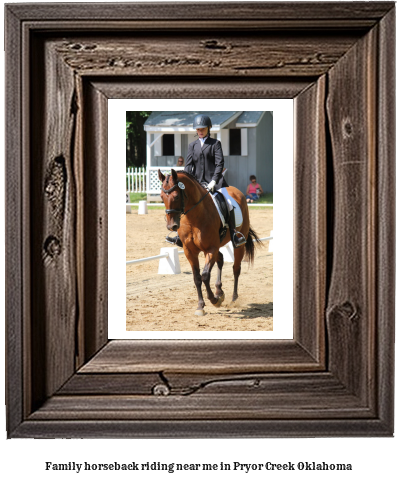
[5,2,395,438]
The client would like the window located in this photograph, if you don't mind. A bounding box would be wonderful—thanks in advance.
[162,134,175,156]
[229,128,241,155]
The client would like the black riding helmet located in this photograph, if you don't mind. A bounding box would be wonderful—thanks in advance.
[193,114,212,129]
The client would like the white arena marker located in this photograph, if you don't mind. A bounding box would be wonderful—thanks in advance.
[220,241,234,263]
[158,247,181,275]
[126,204,131,214]
[268,230,274,252]
[138,200,148,214]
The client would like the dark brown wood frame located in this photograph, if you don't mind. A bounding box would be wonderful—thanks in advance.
[5,2,395,438]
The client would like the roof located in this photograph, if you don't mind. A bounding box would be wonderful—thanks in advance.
[236,111,265,125]
[144,111,237,128]
[144,111,270,130]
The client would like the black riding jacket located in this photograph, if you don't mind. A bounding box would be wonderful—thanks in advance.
[184,137,228,191]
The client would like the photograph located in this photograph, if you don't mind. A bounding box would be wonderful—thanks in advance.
[125,110,274,331]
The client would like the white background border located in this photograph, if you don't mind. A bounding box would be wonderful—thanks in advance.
[108,99,293,339]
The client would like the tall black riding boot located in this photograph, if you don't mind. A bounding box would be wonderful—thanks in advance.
[228,209,246,248]
[165,234,183,247]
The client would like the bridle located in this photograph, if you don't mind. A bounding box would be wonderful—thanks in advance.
[161,180,210,217]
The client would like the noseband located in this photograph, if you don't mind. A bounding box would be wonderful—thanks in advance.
[161,180,210,217]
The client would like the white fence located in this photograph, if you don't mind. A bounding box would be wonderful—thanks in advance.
[126,167,147,193]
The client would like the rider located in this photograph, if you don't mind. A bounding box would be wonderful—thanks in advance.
[165,114,246,248]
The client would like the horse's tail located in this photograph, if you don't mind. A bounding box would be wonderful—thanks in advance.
[244,225,264,265]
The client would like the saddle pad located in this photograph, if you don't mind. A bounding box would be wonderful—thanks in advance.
[211,188,243,229]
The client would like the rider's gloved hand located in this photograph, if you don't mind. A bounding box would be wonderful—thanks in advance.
[207,180,216,193]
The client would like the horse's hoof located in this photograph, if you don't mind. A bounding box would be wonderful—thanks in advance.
[195,309,206,316]
[213,294,225,308]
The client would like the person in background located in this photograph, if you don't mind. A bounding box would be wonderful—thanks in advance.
[176,156,184,167]
[246,175,263,203]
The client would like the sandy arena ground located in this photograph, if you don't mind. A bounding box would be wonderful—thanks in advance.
[126,207,273,331]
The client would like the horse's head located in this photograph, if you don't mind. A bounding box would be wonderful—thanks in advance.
[158,168,185,231]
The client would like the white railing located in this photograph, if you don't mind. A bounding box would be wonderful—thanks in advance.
[148,166,178,194]
[126,167,147,193]
[126,252,169,266]
[126,234,274,267]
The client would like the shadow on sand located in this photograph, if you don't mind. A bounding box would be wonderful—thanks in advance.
[220,301,273,319]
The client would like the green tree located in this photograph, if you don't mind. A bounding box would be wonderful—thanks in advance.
[126,111,152,167]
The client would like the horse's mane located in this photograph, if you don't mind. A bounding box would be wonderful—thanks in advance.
[175,170,199,183]
[175,170,206,191]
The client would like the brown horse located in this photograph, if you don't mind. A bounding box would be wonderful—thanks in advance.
[158,168,262,316]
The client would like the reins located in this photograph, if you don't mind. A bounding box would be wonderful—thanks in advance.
[182,188,211,216]
[161,179,210,217]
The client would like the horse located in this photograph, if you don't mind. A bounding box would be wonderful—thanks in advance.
[158,168,262,316]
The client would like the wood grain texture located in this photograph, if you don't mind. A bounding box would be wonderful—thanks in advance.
[60,371,356,397]
[58,372,163,396]
[30,37,78,407]
[92,79,312,100]
[79,340,321,374]
[294,76,326,364]
[34,371,375,422]
[7,2,394,23]
[19,19,385,33]
[13,418,391,439]
[5,5,24,436]
[81,81,109,362]
[376,7,396,432]
[52,34,360,78]
[325,26,376,405]
[29,392,371,421]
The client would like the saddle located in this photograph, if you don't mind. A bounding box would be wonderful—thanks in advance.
[212,192,230,243]
[199,182,243,244]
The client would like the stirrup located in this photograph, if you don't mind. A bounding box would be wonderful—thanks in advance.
[233,230,246,248]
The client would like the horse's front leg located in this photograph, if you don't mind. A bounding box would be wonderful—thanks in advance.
[202,250,223,307]
[214,251,225,304]
[184,247,206,316]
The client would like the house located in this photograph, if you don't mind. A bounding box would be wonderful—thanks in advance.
[144,111,273,201]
